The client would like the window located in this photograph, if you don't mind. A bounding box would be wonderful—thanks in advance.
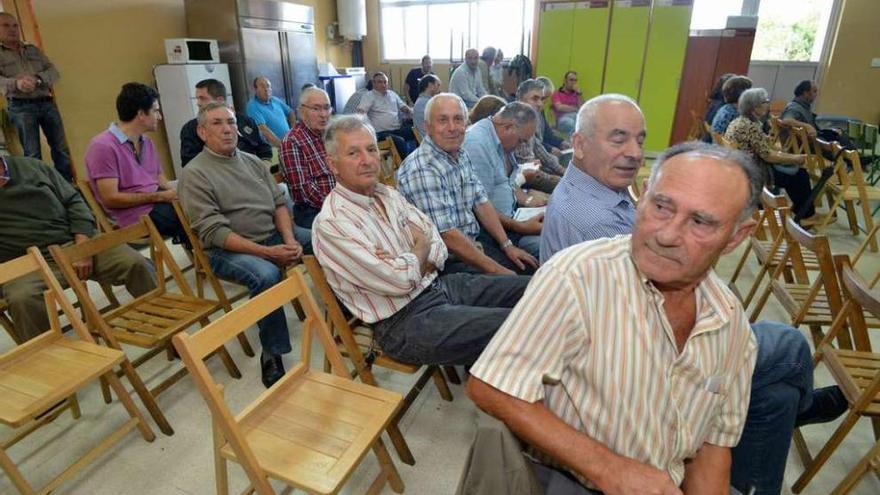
[751,0,835,62]
[690,0,744,30]
[379,0,536,62]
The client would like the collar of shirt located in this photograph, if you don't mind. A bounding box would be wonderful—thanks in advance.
[422,135,464,166]
[626,245,733,338]
[108,122,144,146]
[474,118,510,169]
[332,181,389,209]
[204,146,239,160]
[565,163,633,210]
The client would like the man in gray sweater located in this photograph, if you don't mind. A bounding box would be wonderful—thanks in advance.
[179,102,311,388]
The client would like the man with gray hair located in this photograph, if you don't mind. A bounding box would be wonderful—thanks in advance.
[462,101,545,261]
[539,94,646,263]
[532,113,846,493]
[312,114,530,367]
[514,78,566,193]
[398,93,537,275]
[449,48,488,108]
[279,86,335,228]
[179,102,311,389]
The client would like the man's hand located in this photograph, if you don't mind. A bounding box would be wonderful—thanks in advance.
[551,147,562,157]
[595,455,683,495]
[517,213,544,235]
[262,243,301,267]
[157,189,177,202]
[72,234,94,280]
[15,75,37,93]
[502,244,538,271]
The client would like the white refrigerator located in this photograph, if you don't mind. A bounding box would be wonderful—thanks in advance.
[154,63,232,177]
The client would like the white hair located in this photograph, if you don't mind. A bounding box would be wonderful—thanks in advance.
[575,94,642,137]
[424,93,468,124]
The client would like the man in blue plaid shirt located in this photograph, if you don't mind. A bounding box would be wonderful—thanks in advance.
[397,93,537,275]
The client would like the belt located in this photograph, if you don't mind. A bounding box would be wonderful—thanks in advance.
[8,96,53,103]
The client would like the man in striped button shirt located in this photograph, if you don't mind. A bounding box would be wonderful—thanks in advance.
[312,114,530,366]
[534,96,846,495]
[468,142,770,494]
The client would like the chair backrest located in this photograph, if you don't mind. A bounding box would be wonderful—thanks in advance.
[864,123,877,150]
[48,216,191,343]
[767,116,782,145]
[76,179,116,234]
[703,121,722,145]
[783,216,845,309]
[686,111,703,141]
[760,187,791,240]
[377,137,402,187]
[412,125,423,145]
[839,262,880,319]
[171,268,351,493]
[0,247,93,343]
[170,200,230,306]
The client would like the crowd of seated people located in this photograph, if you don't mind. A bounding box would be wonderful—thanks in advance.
[0,25,860,494]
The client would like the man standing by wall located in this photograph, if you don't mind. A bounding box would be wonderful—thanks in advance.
[246,76,296,148]
[0,13,72,181]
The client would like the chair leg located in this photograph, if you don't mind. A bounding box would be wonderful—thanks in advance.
[102,370,156,442]
[237,333,255,357]
[0,446,35,495]
[214,345,242,379]
[119,357,174,436]
[860,199,878,253]
[830,439,880,495]
[385,422,415,466]
[213,413,230,495]
[371,437,404,493]
[792,410,862,493]
[432,368,453,402]
[99,375,113,404]
[443,365,461,385]
[291,299,306,321]
[67,393,81,420]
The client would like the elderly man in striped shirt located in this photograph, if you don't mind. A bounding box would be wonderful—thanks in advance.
[467,140,796,494]
[532,95,846,495]
[312,114,530,367]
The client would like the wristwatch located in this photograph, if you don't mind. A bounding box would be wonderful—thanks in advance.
[500,239,514,249]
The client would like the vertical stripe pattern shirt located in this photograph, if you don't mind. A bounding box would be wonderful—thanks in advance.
[471,235,757,488]
[313,183,448,323]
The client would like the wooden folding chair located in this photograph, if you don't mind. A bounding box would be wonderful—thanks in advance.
[412,126,423,145]
[170,200,256,357]
[822,146,880,252]
[685,110,703,141]
[792,260,880,494]
[76,179,116,234]
[750,217,860,347]
[377,137,403,187]
[0,247,155,494]
[49,216,243,436]
[303,255,454,466]
[730,188,820,308]
[172,267,405,495]
[703,121,722,145]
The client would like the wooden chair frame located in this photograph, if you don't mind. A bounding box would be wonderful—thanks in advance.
[822,145,880,252]
[303,255,454,466]
[750,217,852,348]
[49,216,242,436]
[0,247,155,494]
[792,260,880,494]
[171,200,255,357]
[377,137,403,187]
[172,268,405,495]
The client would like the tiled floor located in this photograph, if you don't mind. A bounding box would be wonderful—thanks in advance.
[1,214,880,494]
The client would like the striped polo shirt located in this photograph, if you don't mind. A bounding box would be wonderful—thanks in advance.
[471,235,757,488]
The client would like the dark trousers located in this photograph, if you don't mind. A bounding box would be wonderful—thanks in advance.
[148,202,190,248]
[772,168,815,219]
[8,98,72,181]
[372,273,529,366]
[292,203,321,229]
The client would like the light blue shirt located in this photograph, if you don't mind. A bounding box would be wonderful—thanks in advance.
[462,118,517,218]
[539,164,635,264]
[412,94,430,138]
[246,95,292,142]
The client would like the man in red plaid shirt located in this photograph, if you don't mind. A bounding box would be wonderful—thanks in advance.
[280,87,335,228]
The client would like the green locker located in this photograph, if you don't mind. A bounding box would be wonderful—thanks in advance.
[536,3,576,86]
[568,2,611,100]
[602,0,651,98]
[640,2,692,151]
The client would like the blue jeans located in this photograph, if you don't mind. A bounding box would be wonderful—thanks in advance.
[7,98,72,181]
[732,320,813,495]
[207,230,311,355]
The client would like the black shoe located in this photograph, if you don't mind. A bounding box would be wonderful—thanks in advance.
[260,352,285,388]
[795,385,848,427]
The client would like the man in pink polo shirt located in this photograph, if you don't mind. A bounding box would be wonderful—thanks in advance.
[85,82,186,244]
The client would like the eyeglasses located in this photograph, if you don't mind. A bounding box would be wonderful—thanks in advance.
[301,104,332,113]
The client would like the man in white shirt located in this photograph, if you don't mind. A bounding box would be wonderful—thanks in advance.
[357,72,415,158]
[449,48,487,108]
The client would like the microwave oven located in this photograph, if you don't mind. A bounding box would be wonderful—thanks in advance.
[165,38,220,64]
